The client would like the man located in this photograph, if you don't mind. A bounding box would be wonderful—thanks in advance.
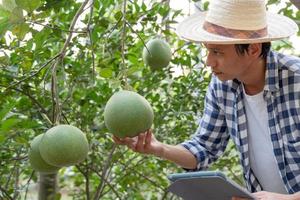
[114,0,300,199]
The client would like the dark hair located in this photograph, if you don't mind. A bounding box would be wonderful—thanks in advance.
[234,42,271,59]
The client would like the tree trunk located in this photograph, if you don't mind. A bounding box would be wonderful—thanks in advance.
[38,173,58,200]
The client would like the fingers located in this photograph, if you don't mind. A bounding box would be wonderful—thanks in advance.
[112,135,123,144]
[112,135,137,146]
[112,130,153,154]
[145,130,152,146]
[135,132,147,152]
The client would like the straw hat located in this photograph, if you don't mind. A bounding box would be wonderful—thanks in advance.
[176,0,299,44]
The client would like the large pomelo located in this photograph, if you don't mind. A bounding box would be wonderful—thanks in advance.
[142,38,172,70]
[104,90,154,138]
[39,125,89,167]
[28,134,60,174]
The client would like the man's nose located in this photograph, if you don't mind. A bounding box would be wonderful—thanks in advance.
[205,52,216,68]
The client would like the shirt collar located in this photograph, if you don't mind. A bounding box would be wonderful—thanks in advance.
[264,50,280,93]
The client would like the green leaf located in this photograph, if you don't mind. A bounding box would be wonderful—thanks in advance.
[54,193,62,200]
[0,6,11,19]
[109,79,121,89]
[0,117,20,131]
[0,134,5,143]
[9,6,24,24]
[16,0,41,13]
[1,0,17,11]
[0,7,11,35]
[0,20,10,37]
[99,68,113,78]
[15,136,27,144]
[11,22,29,40]
[0,101,15,121]
[127,66,141,75]
[0,56,9,66]
[114,10,123,21]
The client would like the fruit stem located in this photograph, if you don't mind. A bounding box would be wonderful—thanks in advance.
[121,0,128,86]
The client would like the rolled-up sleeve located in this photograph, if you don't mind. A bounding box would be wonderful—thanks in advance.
[181,78,230,171]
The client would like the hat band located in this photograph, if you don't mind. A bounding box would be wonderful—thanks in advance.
[203,21,268,39]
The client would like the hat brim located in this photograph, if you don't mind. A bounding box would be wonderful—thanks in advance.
[176,12,299,44]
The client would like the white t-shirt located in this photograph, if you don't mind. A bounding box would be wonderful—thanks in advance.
[243,86,287,194]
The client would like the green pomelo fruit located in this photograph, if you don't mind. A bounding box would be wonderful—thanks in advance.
[28,134,60,174]
[104,90,154,138]
[39,125,89,167]
[142,38,172,70]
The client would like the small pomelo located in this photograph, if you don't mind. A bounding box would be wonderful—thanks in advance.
[142,38,172,70]
[39,125,89,167]
[28,134,60,174]
[104,90,154,138]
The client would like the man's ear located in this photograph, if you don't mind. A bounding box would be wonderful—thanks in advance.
[248,43,262,58]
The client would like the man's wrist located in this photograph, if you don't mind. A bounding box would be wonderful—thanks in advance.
[291,192,300,200]
[154,141,165,158]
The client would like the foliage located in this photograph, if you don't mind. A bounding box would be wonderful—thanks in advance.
[0,0,299,199]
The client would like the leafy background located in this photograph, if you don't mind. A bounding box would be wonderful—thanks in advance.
[0,0,299,199]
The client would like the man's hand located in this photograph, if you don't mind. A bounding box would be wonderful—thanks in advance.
[253,191,299,200]
[113,129,198,169]
[232,191,300,200]
[112,129,164,157]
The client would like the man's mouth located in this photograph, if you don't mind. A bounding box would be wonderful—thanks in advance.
[213,71,223,75]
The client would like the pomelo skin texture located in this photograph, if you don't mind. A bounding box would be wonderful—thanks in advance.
[142,38,172,70]
[39,125,89,167]
[28,134,60,174]
[104,90,154,138]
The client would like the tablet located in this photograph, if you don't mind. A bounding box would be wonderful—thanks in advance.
[167,171,255,200]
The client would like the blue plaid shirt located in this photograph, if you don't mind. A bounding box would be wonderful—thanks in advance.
[181,50,300,193]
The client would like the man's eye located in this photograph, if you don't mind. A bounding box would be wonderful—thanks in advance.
[213,50,222,55]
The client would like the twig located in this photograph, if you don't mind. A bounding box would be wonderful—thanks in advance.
[172,41,192,56]
[125,21,152,57]
[93,144,117,200]
[5,149,18,189]
[23,171,34,200]
[89,166,122,199]
[76,163,90,200]
[87,0,96,83]
[0,185,13,200]
[121,162,166,191]
[51,0,90,124]
[120,0,128,85]
[0,84,51,122]
[5,54,60,91]
[28,20,87,34]
[106,17,123,39]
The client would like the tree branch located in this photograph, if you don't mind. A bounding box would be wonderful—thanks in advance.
[120,0,128,86]
[51,0,90,124]
[125,21,152,57]
[87,0,96,83]
[89,166,122,199]
[93,144,117,200]
[5,54,60,91]
[28,20,87,34]
[0,185,13,200]
[23,171,35,200]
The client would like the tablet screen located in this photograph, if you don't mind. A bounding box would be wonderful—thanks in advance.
[167,171,255,200]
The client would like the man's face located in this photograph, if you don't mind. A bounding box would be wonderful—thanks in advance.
[204,44,253,82]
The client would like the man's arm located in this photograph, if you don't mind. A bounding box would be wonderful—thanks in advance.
[113,130,197,169]
[232,191,300,200]
[159,143,197,169]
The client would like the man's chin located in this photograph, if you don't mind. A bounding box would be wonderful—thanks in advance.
[214,73,230,82]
